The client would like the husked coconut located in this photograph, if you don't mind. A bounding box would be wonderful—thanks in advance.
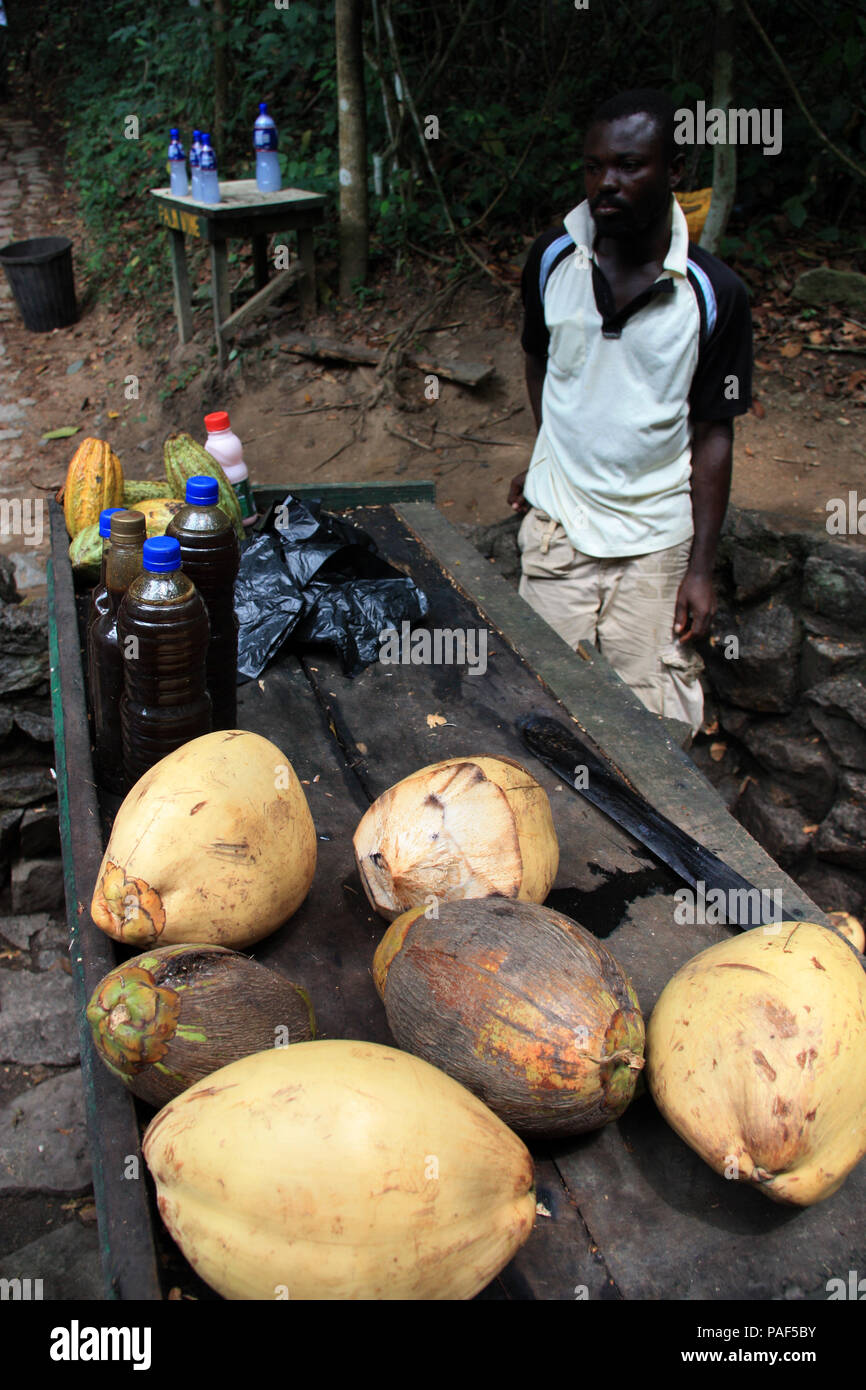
[143,1040,537,1300]
[353,755,559,921]
[91,730,316,949]
[647,920,866,1205]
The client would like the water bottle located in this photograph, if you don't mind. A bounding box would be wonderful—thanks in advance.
[198,132,221,204]
[189,130,202,201]
[166,476,240,730]
[253,102,281,193]
[89,510,147,795]
[118,536,212,786]
[203,411,256,525]
[168,129,189,197]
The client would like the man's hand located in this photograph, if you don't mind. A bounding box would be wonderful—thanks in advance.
[673,568,716,643]
[508,470,529,513]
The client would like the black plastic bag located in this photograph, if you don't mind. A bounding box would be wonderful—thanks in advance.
[236,494,428,680]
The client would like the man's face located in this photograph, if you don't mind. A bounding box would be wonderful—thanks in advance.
[583,113,677,237]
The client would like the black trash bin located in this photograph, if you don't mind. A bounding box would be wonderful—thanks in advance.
[0,236,78,331]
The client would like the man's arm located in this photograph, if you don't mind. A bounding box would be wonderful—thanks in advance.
[673,418,733,642]
[508,351,547,511]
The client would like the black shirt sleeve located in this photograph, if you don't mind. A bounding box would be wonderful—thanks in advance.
[687,247,753,421]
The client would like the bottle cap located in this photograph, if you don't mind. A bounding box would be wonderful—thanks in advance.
[193,130,201,139]
[170,128,179,138]
[186,475,219,506]
[99,507,125,538]
[201,132,212,144]
[204,410,230,433]
[259,102,268,115]
[142,536,181,573]
[110,510,147,541]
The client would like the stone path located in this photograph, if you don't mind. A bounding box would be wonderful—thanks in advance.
[0,115,55,597]
[0,112,104,1300]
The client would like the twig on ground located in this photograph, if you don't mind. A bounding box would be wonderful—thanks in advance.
[385,420,436,451]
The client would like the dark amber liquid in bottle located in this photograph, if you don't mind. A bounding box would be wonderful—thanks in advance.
[89,531,145,795]
[119,567,212,786]
[166,502,240,729]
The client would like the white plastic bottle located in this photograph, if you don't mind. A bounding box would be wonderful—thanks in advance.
[198,133,221,204]
[253,103,281,193]
[203,411,256,525]
[189,130,202,201]
[167,129,189,197]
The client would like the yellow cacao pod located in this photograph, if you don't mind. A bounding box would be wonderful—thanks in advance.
[63,438,124,538]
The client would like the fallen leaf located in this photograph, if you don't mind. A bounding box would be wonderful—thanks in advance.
[42,426,80,441]
[709,742,727,762]
[107,410,120,419]
[744,445,754,457]
[751,400,765,419]
[702,718,719,736]
[780,341,802,358]
[426,713,447,728]
[802,824,819,835]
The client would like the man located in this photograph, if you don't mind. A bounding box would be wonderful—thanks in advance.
[509,89,752,734]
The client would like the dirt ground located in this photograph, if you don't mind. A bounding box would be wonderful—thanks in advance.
[3,112,865,593]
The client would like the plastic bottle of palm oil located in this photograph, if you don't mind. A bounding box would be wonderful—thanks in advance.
[88,509,146,794]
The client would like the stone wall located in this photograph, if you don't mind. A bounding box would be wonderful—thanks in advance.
[463,508,866,918]
[0,555,63,916]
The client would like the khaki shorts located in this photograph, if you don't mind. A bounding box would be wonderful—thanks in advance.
[517,507,704,734]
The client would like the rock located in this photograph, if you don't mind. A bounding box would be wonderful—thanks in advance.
[0,910,52,950]
[715,702,752,737]
[0,597,50,695]
[18,805,60,858]
[730,546,797,604]
[32,922,70,971]
[0,1221,102,1300]
[13,709,54,743]
[0,555,18,604]
[703,599,801,712]
[739,716,837,817]
[802,556,866,634]
[10,857,65,914]
[0,966,78,1064]
[804,676,866,770]
[0,767,56,811]
[793,862,865,918]
[814,771,866,871]
[800,627,866,689]
[0,1070,91,1193]
[0,807,22,866]
[736,779,814,866]
[791,267,866,315]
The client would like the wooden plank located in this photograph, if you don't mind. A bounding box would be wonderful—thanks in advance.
[253,481,436,509]
[280,331,494,387]
[150,183,327,216]
[47,503,162,1301]
[220,263,304,340]
[392,501,826,925]
[167,228,193,343]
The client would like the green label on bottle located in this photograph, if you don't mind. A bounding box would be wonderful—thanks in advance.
[232,477,256,519]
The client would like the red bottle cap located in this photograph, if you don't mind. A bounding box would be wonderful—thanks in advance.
[204,410,231,432]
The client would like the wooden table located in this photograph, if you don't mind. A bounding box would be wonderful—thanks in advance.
[150,181,326,364]
[49,487,866,1303]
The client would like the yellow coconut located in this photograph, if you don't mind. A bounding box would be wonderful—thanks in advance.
[353,755,559,921]
[91,730,316,949]
[142,1040,536,1300]
[646,921,866,1206]
[827,910,865,954]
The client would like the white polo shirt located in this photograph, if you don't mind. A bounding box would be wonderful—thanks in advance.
[520,196,752,558]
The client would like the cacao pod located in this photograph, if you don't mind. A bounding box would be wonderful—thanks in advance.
[131,498,186,536]
[68,522,102,579]
[164,432,244,537]
[63,438,124,537]
[123,479,172,506]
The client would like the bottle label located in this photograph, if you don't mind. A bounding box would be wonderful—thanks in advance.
[254,128,278,152]
[232,477,256,519]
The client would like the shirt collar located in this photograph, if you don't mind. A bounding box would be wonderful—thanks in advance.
[563,194,689,278]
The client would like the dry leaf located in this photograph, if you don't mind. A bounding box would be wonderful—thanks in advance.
[802,823,819,835]
[709,742,727,762]
[744,445,754,457]
[702,717,719,736]
[780,341,802,358]
[426,713,447,728]
[808,329,826,345]
[752,400,765,418]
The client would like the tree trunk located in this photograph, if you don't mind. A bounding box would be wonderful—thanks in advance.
[213,0,230,155]
[337,0,369,297]
[699,0,736,254]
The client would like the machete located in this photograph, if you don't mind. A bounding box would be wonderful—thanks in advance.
[519,712,810,930]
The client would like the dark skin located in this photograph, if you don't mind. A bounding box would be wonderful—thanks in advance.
[509,111,733,642]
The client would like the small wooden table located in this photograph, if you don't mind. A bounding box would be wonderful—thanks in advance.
[150,181,327,363]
